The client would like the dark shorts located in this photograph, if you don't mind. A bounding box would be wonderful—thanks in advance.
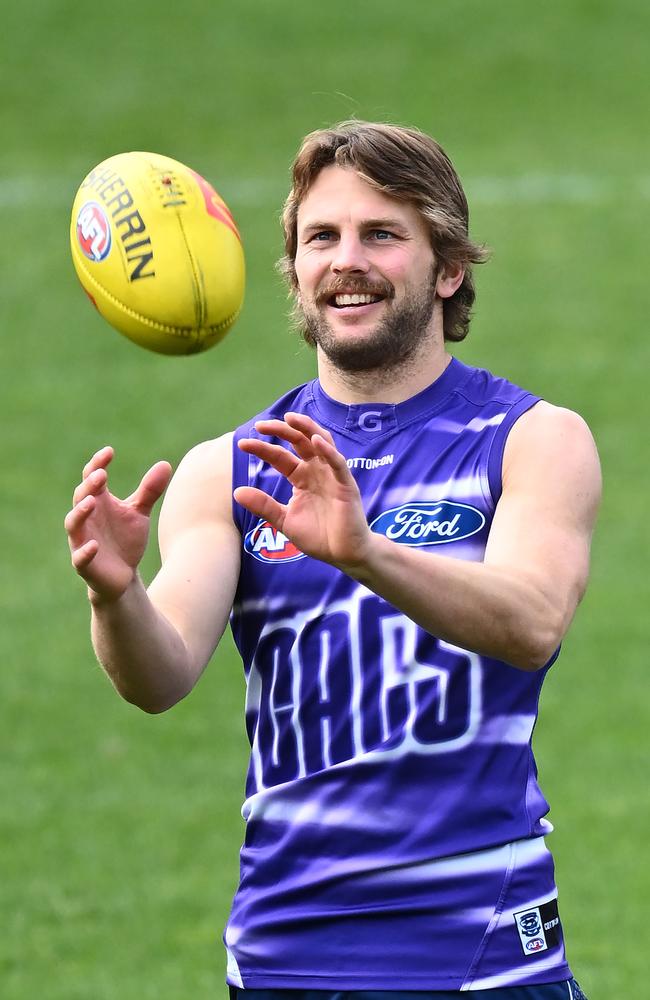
[230,979,587,1000]
[229,981,588,1000]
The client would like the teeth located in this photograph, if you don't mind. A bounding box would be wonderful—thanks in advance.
[334,293,380,307]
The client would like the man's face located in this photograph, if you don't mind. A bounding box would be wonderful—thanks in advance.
[293,165,439,373]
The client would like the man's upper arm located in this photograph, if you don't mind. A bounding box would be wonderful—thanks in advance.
[485,401,602,639]
[147,432,241,679]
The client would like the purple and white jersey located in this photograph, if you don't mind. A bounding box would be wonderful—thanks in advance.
[226,358,572,990]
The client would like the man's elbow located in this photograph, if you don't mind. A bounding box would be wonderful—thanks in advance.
[504,607,569,672]
[510,642,558,673]
[132,695,180,715]
[118,679,192,714]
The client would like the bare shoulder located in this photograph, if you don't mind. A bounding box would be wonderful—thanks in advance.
[170,431,233,484]
[503,401,602,519]
[507,399,597,447]
[158,432,235,552]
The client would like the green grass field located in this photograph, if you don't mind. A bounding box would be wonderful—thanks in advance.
[1,1,649,996]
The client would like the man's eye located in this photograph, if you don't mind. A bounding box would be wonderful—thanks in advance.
[371,230,394,240]
[311,231,333,241]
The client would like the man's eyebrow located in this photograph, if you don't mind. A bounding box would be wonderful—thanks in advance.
[299,218,410,235]
[299,221,336,236]
[362,218,410,231]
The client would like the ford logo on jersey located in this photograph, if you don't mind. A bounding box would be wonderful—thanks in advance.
[370,500,485,546]
[244,519,306,563]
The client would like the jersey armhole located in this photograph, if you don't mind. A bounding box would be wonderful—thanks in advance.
[231,427,254,535]
[486,394,540,505]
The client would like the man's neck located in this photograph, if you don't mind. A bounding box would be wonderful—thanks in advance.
[316,340,452,405]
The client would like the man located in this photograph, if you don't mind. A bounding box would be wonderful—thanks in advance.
[66,122,600,998]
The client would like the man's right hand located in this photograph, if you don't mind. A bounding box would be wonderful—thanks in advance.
[65,446,173,604]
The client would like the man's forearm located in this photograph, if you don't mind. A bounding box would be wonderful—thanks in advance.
[344,534,569,671]
[90,576,195,713]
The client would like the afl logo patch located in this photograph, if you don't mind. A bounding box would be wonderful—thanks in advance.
[514,898,562,957]
[76,201,112,261]
[370,500,485,546]
[244,520,305,563]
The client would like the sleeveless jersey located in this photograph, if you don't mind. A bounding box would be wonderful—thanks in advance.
[225,358,573,991]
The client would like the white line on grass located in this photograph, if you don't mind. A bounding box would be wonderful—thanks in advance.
[0,173,647,209]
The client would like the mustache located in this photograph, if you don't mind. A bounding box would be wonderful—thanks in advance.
[315,276,395,305]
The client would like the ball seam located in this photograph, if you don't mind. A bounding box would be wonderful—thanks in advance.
[73,255,241,337]
[176,212,207,329]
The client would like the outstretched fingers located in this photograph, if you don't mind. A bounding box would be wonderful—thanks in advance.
[128,461,173,516]
[311,433,356,486]
[233,486,286,528]
[238,437,302,480]
[65,492,100,571]
[65,493,96,536]
[253,418,318,462]
[241,413,354,493]
[82,445,114,480]
[72,467,109,506]
[253,414,336,461]
[284,412,336,447]
[70,537,100,571]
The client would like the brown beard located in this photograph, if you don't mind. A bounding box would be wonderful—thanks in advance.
[295,270,438,374]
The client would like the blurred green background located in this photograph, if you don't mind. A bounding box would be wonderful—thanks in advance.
[1,1,648,997]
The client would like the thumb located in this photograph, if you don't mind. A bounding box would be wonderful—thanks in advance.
[130,461,173,516]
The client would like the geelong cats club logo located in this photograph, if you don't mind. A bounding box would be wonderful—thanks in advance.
[514,899,562,957]
[244,520,306,563]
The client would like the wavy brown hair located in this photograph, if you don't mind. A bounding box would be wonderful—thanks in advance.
[279,121,488,343]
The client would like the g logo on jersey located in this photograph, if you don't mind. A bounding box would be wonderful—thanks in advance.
[370,500,485,546]
[244,520,306,563]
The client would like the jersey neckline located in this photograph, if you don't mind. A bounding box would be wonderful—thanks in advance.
[308,356,472,438]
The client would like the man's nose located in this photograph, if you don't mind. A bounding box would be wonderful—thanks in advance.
[331,234,370,274]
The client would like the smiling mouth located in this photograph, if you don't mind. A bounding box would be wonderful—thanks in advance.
[329,292,385,309]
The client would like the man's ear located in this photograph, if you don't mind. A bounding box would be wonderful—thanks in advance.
[436,264,465,299]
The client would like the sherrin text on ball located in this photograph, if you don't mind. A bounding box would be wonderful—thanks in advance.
[70,151,245,355]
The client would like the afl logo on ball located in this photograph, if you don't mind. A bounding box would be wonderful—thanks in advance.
[76,201,112,261]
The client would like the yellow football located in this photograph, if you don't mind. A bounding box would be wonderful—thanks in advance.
[70,151,245,355]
